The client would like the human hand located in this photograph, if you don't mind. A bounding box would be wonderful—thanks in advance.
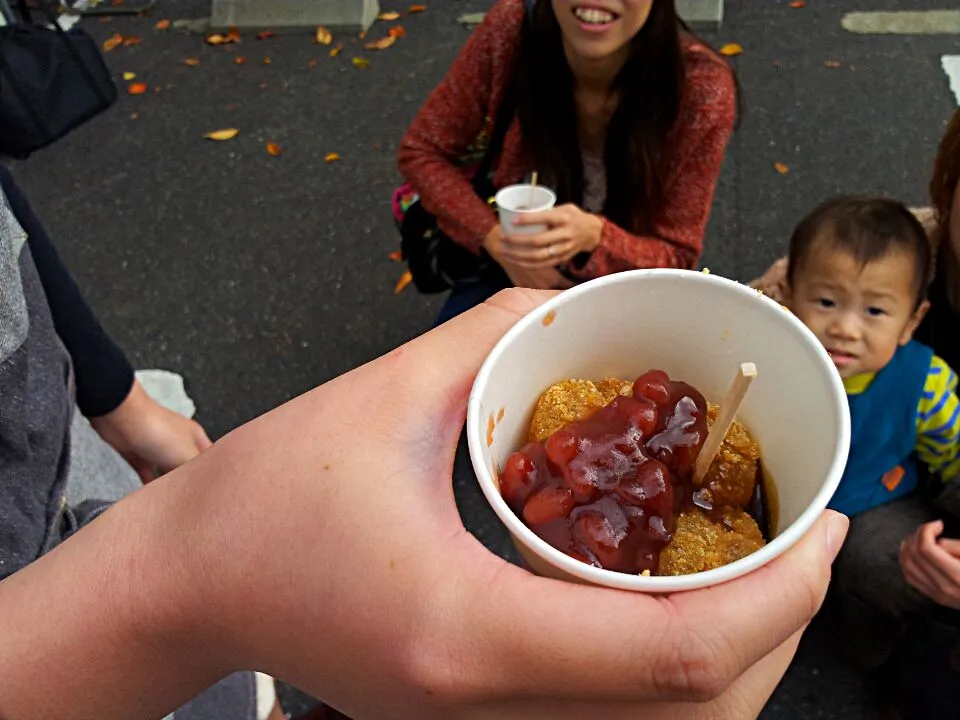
[0,289,849,720]
[90,379,212,483]
[500,203,603,268]
[900,519,960,609]
[483,225,573,290]
[195,289,846,718]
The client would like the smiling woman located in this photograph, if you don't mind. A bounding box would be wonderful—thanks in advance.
[397,0,737,325]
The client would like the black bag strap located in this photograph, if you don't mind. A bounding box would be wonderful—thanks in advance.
[16,0,32,24]
[471,3,532,187]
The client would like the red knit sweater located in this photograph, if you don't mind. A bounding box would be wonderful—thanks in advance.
[397,0,736,280]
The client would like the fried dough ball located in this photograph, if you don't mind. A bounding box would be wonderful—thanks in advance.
[594,378,634,403]
[700,403,761,510]
[527,380,608,443]
[528,378,633,442]
[657,508,766,576]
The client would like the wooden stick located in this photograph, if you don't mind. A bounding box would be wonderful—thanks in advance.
[693,362,757,485]
[528,171,538,207]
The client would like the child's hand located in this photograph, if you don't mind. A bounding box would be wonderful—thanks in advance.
[899,520,960,609]
[90,380,212,483]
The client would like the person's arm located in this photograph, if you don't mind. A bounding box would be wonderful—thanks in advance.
[0,167,134,417]
[1,168,210,479]
[0,289,848,720]
[396,0,523,255]
[915,355,960,481]
[566,52,736,281]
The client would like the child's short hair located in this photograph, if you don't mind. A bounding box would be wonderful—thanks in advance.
[787,196,932,308]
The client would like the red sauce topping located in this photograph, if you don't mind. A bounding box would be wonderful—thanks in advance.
[500,370,707,574]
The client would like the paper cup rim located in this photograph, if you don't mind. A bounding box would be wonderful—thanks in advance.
[467,269,850,593]
[495,185,557,213]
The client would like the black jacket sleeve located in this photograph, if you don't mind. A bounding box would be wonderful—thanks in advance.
[1,165,134,417]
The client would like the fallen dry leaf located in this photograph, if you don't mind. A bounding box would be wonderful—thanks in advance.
[823,59,842,68]
[226,26,241,43]
[122,71,136,80]
[127,82,147,95]
[266,142,283,156]
[351,57,370,68]
[719,43,742,56]
[102,33,123,51]
[155,19,171,30]
[364,35,396,50]
[774,162,789,174]
[183,58,201,66]
[130,112,139,120]
[388,25,406,38]
[98,16,112,23]
[235,56,246,64]
[378,11,401,20]
[324,152,340,163]
[394,270,413,294]
[206,33,225,45]
[263,56,272,65]
[256,30,276,40]
[388,250,403,261]
[330,42,344,57]
[308,57,318,67]
[122,36,142,47]
[316,26,333,45]
[788,0,805,6]
[111,0,123,5]
[153,86,161,93]
[359,30,367,39]
[409,4,427,13]
[205,128,240,141]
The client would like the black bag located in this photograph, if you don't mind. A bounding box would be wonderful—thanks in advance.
[398,89,516,294]
[0,0,117,159]
[398,0,533,295]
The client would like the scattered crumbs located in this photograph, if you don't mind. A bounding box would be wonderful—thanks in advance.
[486,414,496,447]
[701,267,710,274]
[323,463,331,470]
[542,310,556,327]
[497,407,505,423]
[640,569,651,576]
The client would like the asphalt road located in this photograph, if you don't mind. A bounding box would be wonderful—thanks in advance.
[12,0,958,716]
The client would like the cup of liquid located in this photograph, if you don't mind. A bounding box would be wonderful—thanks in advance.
[496,184,557,237]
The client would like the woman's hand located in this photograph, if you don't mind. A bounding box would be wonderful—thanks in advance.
[900,519,960,609]
[500,203,603,269]
[90,379,212,483]
[483,225,573,290]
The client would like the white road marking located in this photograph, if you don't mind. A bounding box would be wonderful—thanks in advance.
[842,10,960,34]
[136,369,198,418]
[943,56,960,106]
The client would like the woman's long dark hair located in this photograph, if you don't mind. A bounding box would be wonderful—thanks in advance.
[930,108,960,256]
[516,0,686,234]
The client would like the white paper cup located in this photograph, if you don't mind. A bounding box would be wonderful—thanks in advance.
[496,184,557,237]
[467,269,850,593]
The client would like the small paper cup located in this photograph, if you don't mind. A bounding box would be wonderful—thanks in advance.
[467,269,850,593]
[496,184,557,237]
